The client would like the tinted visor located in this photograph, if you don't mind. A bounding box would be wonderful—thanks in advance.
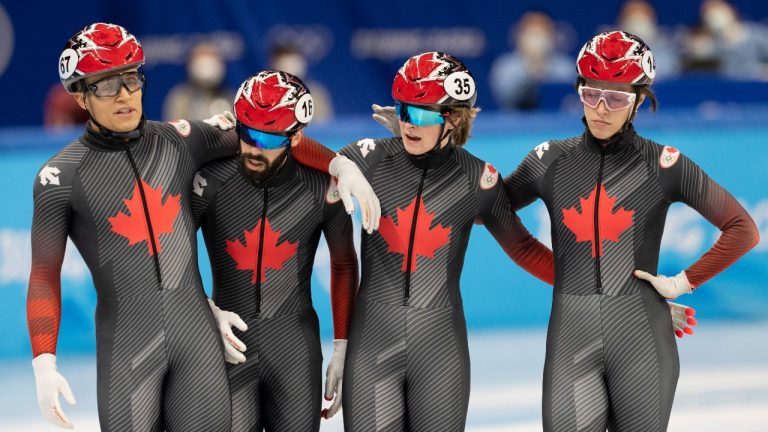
[237,123,292,149]
[395,102,446,126]
[578,86,636,111]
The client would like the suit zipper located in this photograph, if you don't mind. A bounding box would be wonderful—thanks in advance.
[255,187,268,314]
[123,145,163,289]
[404,164,429,303]
[594,151,605,293]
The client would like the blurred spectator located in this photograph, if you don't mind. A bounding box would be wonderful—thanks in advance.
[163,42,235,120]
[43,84,89,130]
[489,11,573,111]
[681,26,721,73]
[269,43,334,123]
[615,0,682,80]
[683,0,768,79]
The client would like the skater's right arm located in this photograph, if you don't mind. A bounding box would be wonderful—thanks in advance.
[503,141,560,211]
[28,158,78,429]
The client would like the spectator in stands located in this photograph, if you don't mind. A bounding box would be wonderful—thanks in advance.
[43,84,89,129]
[163,41,235,120]
[489,11,573,111]
[683,0,768,79]
[269,43,335,123]
[614,0,682,80]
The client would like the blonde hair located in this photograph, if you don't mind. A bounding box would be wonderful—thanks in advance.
[448,107,481,146]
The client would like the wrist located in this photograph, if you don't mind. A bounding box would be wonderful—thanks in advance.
[329,155,351,177]
[32,353,57,370]
[332,339,347,356]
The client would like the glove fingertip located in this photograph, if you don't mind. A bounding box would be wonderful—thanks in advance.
[684,327,694,335]
[674,330,683,338]
[685,308,696,316]
[688,317,697,325]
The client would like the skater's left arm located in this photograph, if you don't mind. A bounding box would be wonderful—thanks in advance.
[635,149,759,298]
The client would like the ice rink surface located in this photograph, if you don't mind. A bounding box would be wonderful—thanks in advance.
[3,321,766,431]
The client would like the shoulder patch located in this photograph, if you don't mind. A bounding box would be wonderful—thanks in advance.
[168,119,191,137]
[326,177,341,204]
[534,141,550,159]
[356,138,376,157]
[192,172,207,197]
[479,162,499,190]
[659,146,681,169]
[39,165,61,186]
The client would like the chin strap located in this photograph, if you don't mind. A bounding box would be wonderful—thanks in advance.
[415,119,456,161]
[87,114,144,141]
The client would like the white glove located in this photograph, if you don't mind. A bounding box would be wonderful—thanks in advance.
[668,302,697,338]
[372,104,400,137]
[634,270,692,299]
[322,339,347,419]
[203,111,236,130]
[32,353,76,429]
[208,299,248,364]
[329,155,381,234]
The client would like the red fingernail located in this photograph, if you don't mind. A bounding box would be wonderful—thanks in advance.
[675,330,683,338]
[325,395,333,401]
[688,317,697,325]
[321,409,328,419]
[685,308,695,316]
[684,327,694,335]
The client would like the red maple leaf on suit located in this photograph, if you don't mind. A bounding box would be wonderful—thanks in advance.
[562,184,634,258]
[108,179,180,256]
[225,218,297,284]
[378,197,451,272]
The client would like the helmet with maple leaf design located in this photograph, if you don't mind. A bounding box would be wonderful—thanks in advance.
[234,70,314,134]
[392,51,477,111]
[576,30,655,85]
[59,23,145,93]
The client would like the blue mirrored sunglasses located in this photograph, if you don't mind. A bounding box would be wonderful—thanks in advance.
[395,102,446,126]
[237,124,292,149]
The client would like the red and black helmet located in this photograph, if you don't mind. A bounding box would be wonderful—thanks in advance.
[59,23,145,93]
[576,30,655,85]
[234,70,314,134]
[392,51,477,110]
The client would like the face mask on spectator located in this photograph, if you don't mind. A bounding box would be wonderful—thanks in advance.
[704,7,736,34]
[622,15,657,42]
[189,55,225,88]
[273,53,308,79]
[519,29,554,56]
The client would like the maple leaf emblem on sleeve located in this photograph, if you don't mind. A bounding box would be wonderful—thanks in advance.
[108,179,180,256]
[225,218,297,284]
[561,184,634,258]
[378,197,451,272]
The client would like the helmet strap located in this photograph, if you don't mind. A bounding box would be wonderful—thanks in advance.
[425,117,456,156]
[621,88,643,132]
